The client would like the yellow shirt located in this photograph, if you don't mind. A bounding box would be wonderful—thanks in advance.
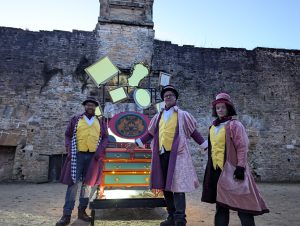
[159,111,178,151]
[76,116,101,152]
[210,124,226,170]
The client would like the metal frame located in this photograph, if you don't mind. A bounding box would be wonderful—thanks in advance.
[97,70,162,115]
[89,198,166,226]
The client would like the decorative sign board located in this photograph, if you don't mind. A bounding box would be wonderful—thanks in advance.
[109,112,150,139]
[133,89,151,109]
[85,56,120,87]
[108,87,129,103]
[128,63,149,87]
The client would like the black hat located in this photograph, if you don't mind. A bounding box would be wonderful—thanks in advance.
[160,85,179,100]
[82,96,99,106]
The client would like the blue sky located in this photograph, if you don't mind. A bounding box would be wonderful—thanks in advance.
[0,0,299,50]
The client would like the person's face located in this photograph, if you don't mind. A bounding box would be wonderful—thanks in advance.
[215,102,228,118]
[84,102,96,115]
[163,90,176,108]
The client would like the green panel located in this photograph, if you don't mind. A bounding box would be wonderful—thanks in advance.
[134,152,152,159]
[84,56,119,86]
[134,89,151,109]
[105,162,151,170]
[104,175,150,185]
[128,63,149,87]
[105,152,130,159]
[109,87,128,103]
[95,106,102,116]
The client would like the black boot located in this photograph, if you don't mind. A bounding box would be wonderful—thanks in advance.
[175,221,186,226]
[56,215,71,226]
[160,215,175,226]
[78,208,91,222]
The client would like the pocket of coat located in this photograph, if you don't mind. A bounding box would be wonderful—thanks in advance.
[218,162,250,195]
[176,140,188,155]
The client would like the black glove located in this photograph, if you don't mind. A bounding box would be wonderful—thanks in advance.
[234,166,245,180]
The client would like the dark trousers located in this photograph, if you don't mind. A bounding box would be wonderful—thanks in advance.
[212,167,255,226]
[160,152,186,223]
[215,204,255,226]
[63,152,94,215]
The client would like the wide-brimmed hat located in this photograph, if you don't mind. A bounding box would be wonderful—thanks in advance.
[82,96,99,106]
[160,85,179,100]
[212,93,234,107]
[212,93,237,116]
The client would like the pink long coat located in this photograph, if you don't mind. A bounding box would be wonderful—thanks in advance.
[142,106,201,192]
[202,119,269,215]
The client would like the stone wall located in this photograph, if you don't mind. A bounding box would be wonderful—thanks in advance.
[0,21,299,182]
[152,40,300,181]
[0,27,99,182]
[95,23,154,69]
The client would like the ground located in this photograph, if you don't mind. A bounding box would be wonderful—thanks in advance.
[0,183,299,226]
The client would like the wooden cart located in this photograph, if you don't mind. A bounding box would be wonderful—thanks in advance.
[89,142,166,225]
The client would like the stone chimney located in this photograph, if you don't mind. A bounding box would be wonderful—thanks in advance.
[96,0,155,69]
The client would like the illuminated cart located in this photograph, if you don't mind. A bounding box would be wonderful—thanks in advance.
[84,58,168,225]
[89,112,166,226]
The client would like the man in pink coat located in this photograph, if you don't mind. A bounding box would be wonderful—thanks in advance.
[56,97,108,226]
[202,93,269,226]
[130,85,208,226]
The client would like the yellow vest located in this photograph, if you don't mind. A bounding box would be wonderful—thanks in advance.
[210,125,226,170]
[159,112,178,151]
[76,117,101,152]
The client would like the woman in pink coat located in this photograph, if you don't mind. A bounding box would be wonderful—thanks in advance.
[201,93,269,226]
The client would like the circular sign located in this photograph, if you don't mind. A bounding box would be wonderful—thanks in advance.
[133,89,151,109]
[109,112,150,139]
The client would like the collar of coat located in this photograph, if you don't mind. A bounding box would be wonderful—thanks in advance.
[161,105,179,112]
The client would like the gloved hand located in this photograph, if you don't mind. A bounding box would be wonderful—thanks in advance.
[234,166,245,180]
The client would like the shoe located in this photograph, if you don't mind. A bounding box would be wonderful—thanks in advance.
[160,215,175,226]
[55,215,71,226]
[175,222,186,226]
[78,208,91,222]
